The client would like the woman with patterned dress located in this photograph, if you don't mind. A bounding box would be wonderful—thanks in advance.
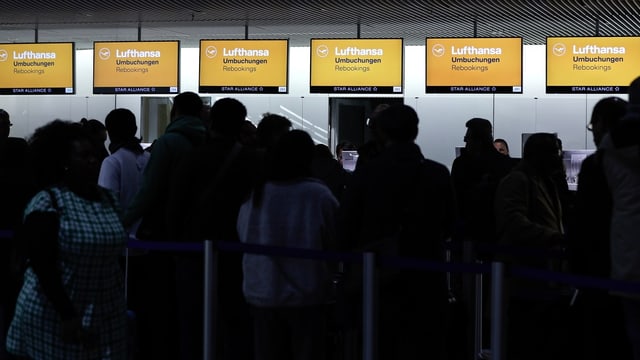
[6,120,127,359]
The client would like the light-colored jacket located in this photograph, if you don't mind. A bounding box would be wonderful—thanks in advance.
[601,133,640,288]
[237,178,338,307]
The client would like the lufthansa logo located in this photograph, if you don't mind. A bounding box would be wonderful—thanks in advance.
[552,43,566,56]
[0,49,7,62]
[316,45,329,58]
[98,48,111,60]
[431,44,445,57]
[205,46,217,59]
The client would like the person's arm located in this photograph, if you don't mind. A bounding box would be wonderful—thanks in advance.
[124,136,172,226]
[98,155,120,196]
[22,211,75,320]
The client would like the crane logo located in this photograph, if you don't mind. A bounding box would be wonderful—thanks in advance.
[431,44,445,57]
[98,48,111,60]
[552,43,566,56]
[316,45,329,58]
[205,46,218,58]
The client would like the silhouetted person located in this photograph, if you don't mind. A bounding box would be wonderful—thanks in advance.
[239,120,258,148]
[98,108,149,235]
[569,96,631,360]
[80,118,109,164]
[495,133,570,360]
[601,77,640,360]
[7,120,127,359]
[311,144,350,202]
[341,104,454,359]
[124,91,207,360]
[493,138,510,156]
[167,97,259,360]
[451,118,514,246]
[0,109,35,360]
[354,103,389,170]
[238,129,339,360]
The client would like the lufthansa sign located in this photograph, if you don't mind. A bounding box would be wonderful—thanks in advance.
[0,42,75,95]
[199,39,289,94]
[310,38,403,94]
[426,37,522,94]
[546,36,640,93]
[93,41,180,94]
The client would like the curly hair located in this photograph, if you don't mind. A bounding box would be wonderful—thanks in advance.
[28,120,90,189]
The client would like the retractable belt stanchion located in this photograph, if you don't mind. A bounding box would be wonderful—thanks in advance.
[475,263,484,359]
[203,240,218,360]
[490,262,505,360]
[362,252,378,360]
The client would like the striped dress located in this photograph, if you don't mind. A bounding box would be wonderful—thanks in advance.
[7,186,127,359]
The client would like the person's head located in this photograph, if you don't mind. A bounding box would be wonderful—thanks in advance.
[105,108,138,144]
[170,91,203,120]
[267,129,315,181]
[589,97,627,146]
[238,120,258,147]
[209,97,247,138]
[0,109,11,138]
[257,113,292,149]
[28,120,99,189]
[376,104,419,144]
[522,132,562,175]
[314,143,334,160]
[366,103,391,134]
[493,138,510,156]
[464,117,494,152]
[80,118,107,143]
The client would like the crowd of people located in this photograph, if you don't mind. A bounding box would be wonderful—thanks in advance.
[0,84,639,360]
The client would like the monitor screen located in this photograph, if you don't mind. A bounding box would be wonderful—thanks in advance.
[310,38,403,94]
[341,150,359,172]
[0,42,75,95]
[562,149,595,191]
[199,39,289,94]
[546,36,640,94]
[93,40,180,94]
[426,37,522,94]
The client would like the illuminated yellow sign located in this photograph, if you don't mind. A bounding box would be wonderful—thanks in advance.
[93,41,180,94]
[426,37,522,93]
[0,42,74,94]
[199,39,288,94]
[546,36,640,93]
[310,38,403,94]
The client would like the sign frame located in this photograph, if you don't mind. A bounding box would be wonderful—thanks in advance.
[198,39,289,94]
[93,40,181,95]
[309,38,404,94]
[425,37,523,94]
[546,36,639,94]
[0,42,76,95]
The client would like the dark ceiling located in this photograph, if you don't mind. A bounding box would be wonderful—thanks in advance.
[1,0,640,48]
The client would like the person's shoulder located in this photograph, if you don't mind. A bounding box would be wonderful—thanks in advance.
[422,158,450,174]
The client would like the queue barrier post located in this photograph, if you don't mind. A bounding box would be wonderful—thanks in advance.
[203,240,218,360]
[362,252,378,360]
[490,261,506,360]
